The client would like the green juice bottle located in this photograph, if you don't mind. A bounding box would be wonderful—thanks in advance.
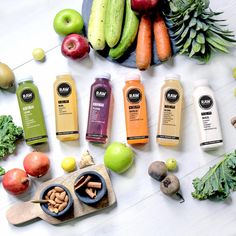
[16,76,48,145]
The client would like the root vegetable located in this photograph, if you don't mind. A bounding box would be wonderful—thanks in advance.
[136,14,152,70]
[153,13,172,62]
[148,161,167,181]
[160,174,184,202]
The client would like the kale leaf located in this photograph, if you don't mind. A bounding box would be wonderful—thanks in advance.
[0,115,23,159]
[0,166,5,176]
[192,151,236,201]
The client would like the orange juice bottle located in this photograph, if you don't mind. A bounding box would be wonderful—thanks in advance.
[54,74,79,141]
[123,74,149,144]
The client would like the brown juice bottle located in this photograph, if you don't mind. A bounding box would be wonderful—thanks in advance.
[123,74,149,144]
[157,74,183,146]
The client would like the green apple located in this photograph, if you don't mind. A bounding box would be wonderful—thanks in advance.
[53,9,84,36]
[104,142,134,174]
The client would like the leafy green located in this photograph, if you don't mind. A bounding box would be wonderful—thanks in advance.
[0,115,23,159]
[0,166,5,176]
[164,0,236,63]
[192,151,236,201]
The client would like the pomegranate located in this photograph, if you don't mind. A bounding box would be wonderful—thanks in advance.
[2,168,30,195]
[23,151,50,177]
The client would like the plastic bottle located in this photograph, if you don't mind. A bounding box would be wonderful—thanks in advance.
[193,79,223,150]
[54,74,79,141]
[157,74,183,146]
[123,74,149,144]
[16,76,47,145]
[86,73,112,144]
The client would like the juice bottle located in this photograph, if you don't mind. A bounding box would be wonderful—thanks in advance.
[86,73,112,144]
[193,79,223,150]
[157,74,183,146]
[123,74,149,144]
[54,74,79,141]
[16,76,48,145]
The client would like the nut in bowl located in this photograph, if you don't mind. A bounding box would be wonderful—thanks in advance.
[40,184,73,217]
[74,171,107,205]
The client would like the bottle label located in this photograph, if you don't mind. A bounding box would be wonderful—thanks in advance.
[94,87,107,100]
[200,140,223,146]
[57,83,72,97]
[199,95,213,110]
[165,89,179,104]
[21,89,35,103]
[18,87,47,144]
[127,88,142,103]
[87,85,111,142]
[156,134,179,140]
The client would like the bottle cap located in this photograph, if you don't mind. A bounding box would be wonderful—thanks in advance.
[96,73,111,80]
[125,73,141,82]
[165,74,180,81]
[17,75,34,84]
[193,79,209,88]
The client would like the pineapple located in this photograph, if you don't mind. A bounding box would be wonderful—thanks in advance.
[164,0,236,62]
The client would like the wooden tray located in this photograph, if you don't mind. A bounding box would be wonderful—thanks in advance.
[82,0,177,68]
[6,164,116,225]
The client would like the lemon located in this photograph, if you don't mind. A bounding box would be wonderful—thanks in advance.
[61,157,76,172]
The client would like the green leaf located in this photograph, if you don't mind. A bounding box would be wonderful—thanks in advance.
[189,17,197,27]
[200,44,206,54]
[192,151,236,201]
[192,40,201,53]
[184,37,193,49]
[206,37,229,53]
[196,33,205,44]
[190,28,197,38]
[0,166,5,176]
[0,115,23,159]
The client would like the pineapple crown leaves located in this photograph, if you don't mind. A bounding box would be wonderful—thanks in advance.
[164,0,236,63]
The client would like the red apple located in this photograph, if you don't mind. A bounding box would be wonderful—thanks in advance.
[61,34,90,60]
[131,0,159,13]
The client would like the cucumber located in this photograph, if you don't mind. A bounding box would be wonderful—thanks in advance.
[109,0,139,59]
[88,0,108,51]
[105,0,125,48]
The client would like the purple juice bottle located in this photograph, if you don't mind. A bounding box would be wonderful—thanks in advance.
[86,73,112,144]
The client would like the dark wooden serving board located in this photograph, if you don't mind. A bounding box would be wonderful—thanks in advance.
[6,164,116,225]
[82,0,177,68]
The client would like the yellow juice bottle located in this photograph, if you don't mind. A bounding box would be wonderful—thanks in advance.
[123,74,149,144]
[157,74,183,146]
[54,74,79,141]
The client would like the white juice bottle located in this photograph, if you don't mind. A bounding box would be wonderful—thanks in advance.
[193,79,223,150]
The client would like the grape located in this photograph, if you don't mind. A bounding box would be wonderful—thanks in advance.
[233,67,236,79]
[32,48,45,61]
[165,158,177,171]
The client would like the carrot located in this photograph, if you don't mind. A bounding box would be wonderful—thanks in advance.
[153,13,172,62]
[136,14,152,70]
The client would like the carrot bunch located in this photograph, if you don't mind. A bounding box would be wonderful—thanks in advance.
[136,11,172,70]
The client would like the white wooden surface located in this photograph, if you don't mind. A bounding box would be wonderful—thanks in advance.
[0,0,236,235]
